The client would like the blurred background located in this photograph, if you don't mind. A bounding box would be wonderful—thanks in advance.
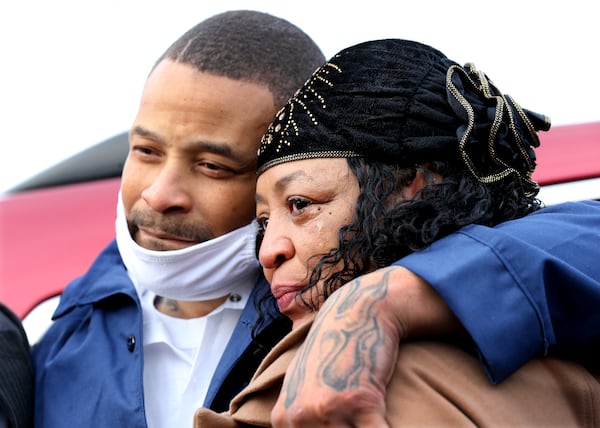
[1,0,598,193]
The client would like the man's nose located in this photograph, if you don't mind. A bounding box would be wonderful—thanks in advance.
[141,163,194,214]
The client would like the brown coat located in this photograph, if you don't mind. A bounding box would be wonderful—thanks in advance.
[194,319,600,427]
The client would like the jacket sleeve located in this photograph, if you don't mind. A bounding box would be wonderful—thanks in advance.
[394,200,600,383]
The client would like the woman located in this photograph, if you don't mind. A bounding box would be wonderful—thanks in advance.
[194,39,600,427]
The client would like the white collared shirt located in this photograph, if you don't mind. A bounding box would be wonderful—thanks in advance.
[140,281,252,428]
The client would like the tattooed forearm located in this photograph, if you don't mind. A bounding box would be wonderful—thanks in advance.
[283,311,319,406]
[319,270,391,389]
[283,269,392,408]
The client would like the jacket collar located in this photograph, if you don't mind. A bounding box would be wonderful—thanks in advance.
[53,240,138,318]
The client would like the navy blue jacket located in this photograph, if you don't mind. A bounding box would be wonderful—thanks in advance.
[397,201,600,383]
[32,240,289,427]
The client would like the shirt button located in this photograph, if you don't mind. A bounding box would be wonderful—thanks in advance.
[127,335,136,352]
[229,293,241,302]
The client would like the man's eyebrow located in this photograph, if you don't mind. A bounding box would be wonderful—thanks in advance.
[130,125,164,143]
[192,140,253,167]
[130,125,238,159]
[189,140,234,158]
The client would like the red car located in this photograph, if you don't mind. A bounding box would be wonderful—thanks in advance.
[1,123,599,342]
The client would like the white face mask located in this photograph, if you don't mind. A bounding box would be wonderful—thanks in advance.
[115,193,260,301]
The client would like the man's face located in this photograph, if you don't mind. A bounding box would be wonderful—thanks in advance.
[121,60,277,250]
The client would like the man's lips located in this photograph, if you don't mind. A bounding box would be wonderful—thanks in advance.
[138,226,196,244]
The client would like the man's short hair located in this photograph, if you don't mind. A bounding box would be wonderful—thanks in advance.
[154,10,325,106]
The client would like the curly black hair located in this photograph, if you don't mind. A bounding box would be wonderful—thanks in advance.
[290,156,542,311]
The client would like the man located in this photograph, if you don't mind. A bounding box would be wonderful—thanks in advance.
[0,302,33,428]
[32,10,325,427]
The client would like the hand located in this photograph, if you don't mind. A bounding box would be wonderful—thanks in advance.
[271,266,460,427]
[271,267,399,427]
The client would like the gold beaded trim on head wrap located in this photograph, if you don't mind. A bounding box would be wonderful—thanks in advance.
[257,60,360,175]
[446,63,551,197]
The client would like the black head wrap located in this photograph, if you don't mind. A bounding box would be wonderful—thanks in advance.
[257,39,550,195]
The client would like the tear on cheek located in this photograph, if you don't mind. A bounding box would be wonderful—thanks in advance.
[311,222,324,235]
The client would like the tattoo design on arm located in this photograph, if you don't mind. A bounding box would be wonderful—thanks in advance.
[283,270,391,408]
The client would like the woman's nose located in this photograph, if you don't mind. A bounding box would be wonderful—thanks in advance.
[258,221,295,269]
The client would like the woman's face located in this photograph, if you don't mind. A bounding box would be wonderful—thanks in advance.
[255,158,360,326]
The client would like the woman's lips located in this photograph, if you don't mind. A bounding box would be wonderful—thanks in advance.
[271,284,302,312]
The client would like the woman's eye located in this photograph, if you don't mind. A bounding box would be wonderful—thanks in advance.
[287,197,311,214]
[257,216,269,230]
